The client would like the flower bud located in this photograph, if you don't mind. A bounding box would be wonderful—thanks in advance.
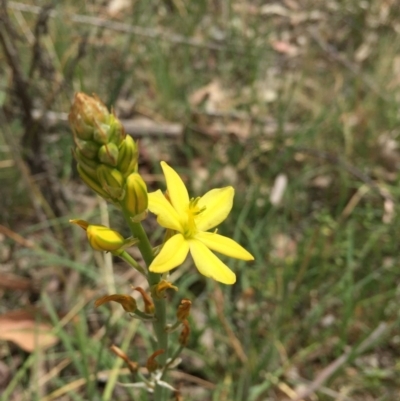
[108,114,126,147]
[117,135,138,178]
[86,224,125,251]
[75,138,100,160]
[96,164,124,200]
[93,122,112,145]
[69,93,109,141]
[77,165,110,199]
[98,143,119,167]
[74,149,98,179]
[121,173,148,217]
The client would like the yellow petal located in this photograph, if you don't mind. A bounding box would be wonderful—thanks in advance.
[189,239,236,284]
[160,161,189,216]
[196,187,234,231]
[149,234,189,273]
[148,190,183,232]
[196,232,254,260]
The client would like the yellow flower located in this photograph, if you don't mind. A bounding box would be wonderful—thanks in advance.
[148,162,254,285]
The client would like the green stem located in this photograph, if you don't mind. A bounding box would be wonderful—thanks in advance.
[117,250,147,276]
[121,209,169,401]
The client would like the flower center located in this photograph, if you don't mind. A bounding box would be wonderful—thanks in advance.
[183,197,205,238]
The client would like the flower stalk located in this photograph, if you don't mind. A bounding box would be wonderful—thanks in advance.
[69,92,254,401]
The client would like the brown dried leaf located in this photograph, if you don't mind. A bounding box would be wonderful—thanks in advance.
[0,309,59,352]
[271,40,299,56]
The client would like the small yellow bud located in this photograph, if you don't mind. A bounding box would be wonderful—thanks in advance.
[74,150,98,179]
[77,165,110,199]
[96,164,124,200]
[117,135,138,178]
[86,224,125,251]
[121,173,148,218]
[108,114,126,146]
[95,294,137,312]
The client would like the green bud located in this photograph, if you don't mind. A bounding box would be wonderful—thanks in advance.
[98,143,119,167]
[74,149,99,180]
[69,93,109,141]
[75,138,100,160]
[109,114,126,147]
[96,164,124,200]
[77,165,110,199]
[117,135,138,178]
[93,122,112,144]
[121,173,148,219]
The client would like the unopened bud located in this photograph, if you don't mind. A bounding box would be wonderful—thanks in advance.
[98,143,119,167]
[69,93,109,141]
[109,114,126,146]
[96,164,124,200]
[77,165,110,199]
[121,173,148,218]
[95,294,137,312]
[75,138,100,160]
[117,135,138,178]
[86,224,125,251]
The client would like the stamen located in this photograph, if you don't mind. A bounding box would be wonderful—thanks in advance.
[184,197,206,238]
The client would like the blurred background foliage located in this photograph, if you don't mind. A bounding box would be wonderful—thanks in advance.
[1,0,400,400]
